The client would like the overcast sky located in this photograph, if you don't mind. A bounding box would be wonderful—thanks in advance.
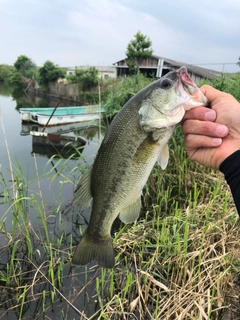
[0,0,239,73]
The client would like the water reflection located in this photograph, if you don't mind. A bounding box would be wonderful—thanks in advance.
[20,120,104,159]
[0,82,12,96]
[20,119,101,136]
[14,90,81,111]
[0,85,106,225]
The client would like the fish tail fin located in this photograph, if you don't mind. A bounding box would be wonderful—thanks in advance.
[72,230,115,269]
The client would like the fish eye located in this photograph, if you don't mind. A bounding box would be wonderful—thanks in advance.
[160,78,173,89]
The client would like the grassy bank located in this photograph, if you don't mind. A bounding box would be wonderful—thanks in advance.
[0,124,240,320]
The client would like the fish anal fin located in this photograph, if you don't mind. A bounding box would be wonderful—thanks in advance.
[119,196,141,224]
[74,165,93,209]
[72,230,115,269]
[157,144,169,169]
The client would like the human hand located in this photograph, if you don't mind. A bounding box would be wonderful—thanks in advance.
[181,85,240,169]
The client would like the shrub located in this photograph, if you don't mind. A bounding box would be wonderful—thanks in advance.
[37,60,65,86]
[67,67,99,91]
[103,73,153,117]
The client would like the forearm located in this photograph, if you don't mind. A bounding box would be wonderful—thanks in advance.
[220,150,240,216]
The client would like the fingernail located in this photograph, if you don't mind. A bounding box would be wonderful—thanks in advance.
[205,110,216,121]
[212,138,222,146]
[215,125,227,136]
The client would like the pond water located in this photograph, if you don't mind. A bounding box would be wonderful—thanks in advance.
[0,87,108,319]
[0,89,103,227]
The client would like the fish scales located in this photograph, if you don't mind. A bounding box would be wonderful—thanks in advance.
[72,67,208,268]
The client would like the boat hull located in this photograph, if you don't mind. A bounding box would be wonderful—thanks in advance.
[19,106,104,126]
[35,112,102,126]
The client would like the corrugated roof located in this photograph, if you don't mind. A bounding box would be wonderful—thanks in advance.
[152,55,220,79]
[114,55,220,79]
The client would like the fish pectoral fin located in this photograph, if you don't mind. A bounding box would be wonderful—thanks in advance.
[157,144,169,169]
[74,165,93,209]
[119,196,141,224]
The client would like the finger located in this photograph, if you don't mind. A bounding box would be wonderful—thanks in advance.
[184,134,222,149]
[182,119,228,137]
[200,85,226,101]
[183,107,216,122]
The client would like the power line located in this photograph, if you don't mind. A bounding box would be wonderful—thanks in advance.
[193,62,237,65]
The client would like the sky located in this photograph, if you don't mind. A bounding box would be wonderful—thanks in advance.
[0,0,239,73]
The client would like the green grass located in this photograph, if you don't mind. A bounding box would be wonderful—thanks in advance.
[1,126,239,319]
[88,131,240,319]
[102,73,153,117]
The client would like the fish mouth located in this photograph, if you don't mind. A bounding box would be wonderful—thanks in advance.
[178,66,197,94]
[177,67,208,109]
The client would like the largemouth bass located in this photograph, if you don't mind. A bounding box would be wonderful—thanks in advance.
[72,67,208,268]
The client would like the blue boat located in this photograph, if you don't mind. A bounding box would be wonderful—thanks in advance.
[19,105,105,126]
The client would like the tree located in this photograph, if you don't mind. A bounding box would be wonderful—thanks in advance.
[67,67,99,91]
[125,31,153,74]
[8,71,25,89]
[37,60,65,85]
[237,56,240,67]
[14,55,36,77]
[0,64,14,83]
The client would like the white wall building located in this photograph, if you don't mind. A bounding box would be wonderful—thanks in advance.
[66,66,117,79]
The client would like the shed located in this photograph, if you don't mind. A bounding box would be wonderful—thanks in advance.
[113,55,220,82]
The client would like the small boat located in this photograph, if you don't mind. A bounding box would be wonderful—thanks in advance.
[19,105,105,126]
[30,131,87,159]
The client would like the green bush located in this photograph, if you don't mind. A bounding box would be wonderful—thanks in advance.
[103,73,153,117]
[13,55,37,78]
[214,74,240,101]
[198,74,240,102]
[0,64,15,83]
[8,71,24,89]
[67,67,99,91]
[37,60,65,86]
[102,72,240,118]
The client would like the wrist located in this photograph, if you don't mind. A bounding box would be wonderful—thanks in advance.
[220,150,240,173]
[218,147,240,169]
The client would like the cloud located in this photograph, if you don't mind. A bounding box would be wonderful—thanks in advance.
[65,0,191,64]
[0,0,239,72]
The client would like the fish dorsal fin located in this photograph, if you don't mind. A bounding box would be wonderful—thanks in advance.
[119,196,141,224]
[157,144,169,169]
[74,165,93,209]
